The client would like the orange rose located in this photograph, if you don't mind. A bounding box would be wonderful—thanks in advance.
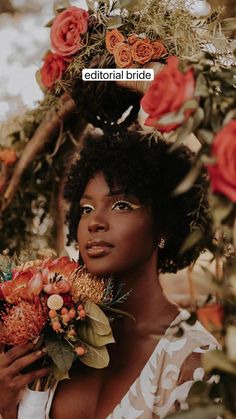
[197,303,224,331]
[141,56,195,132]
[113,42,133,68]
[151,40,167,59]
[105,29,125,54]
[0,149,17,166]
[207,120,236,203]
[127,34,138,45]
[41,51,67,89]
[50,6,89,56]
[131,39,154,64]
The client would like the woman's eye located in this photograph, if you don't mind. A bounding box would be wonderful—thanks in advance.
[80,204,94,215]
[111,200,133,211]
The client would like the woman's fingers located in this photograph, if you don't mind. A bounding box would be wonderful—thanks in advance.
[9,348,47,375]
[13,367,51,389]
[0,343,34,368]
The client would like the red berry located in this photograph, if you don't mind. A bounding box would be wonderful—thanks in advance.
[52,321,61,331]
[61,307,68,315]
[49,309,57,319]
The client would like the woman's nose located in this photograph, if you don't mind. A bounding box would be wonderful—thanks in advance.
[88,212,109,233]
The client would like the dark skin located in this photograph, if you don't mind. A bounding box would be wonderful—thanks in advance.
[50,172,179,419]
[0,343,49,418]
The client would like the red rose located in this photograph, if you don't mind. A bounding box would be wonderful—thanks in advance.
[207,120,236,203]
[141,56,195,132]
[50,6,89,56]
[41,52,67,89]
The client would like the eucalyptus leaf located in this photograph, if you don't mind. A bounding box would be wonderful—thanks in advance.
[52,363,70,381]
[80,344,110,369]
[180,229,203,254]
[107,15,123,29]
[85,301,111,335]
[220,18,236,36]
[172,161,202,195]
[78,322,115,347]
[45,336,74,373]
[195,73,209,98]
[203,349,236,376]
[157,99,198,126]
[53,0,71,15]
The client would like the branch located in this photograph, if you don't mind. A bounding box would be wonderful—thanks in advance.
[0,93,76,213]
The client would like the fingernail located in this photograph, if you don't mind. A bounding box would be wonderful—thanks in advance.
[42,347,47,353]
[32,336,40,345]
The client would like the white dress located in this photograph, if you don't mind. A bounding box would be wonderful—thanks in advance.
[13,310,219,419]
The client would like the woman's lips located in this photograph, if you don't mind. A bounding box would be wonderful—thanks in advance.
[86,240,113,258]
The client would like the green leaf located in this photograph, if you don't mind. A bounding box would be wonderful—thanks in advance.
[80,344,110,369]
[157,99,198,126]
[220,18,236,36]
[45,335,75,373]
[52,363,70,381]
[44,18,55,28]
[78,322,115,347]
[179,229,203,254]
[107,15,123,29]
[173,160,202,195]
[119,0,145,10]
[85,301,111,335]
[99,304,135,321]
[195,73,209,98]
[166,404,224,419]
[53,0,71,15]
[202,349,236,376]
[35,69,47,93]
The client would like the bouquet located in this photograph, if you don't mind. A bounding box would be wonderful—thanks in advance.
[0,254,125,390]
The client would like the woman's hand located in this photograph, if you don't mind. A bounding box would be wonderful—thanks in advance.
[0,342,49,417]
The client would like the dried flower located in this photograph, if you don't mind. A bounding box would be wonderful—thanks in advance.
[71,267,106,303]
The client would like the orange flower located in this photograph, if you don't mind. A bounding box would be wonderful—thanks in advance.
[197,303,224,331]
[131,39,154,64]
[1,269,42,303]
[151,40,167,59]
[42,256,78,294]
[0,149,17,166]
[0,299,47,345]
[113,42,132,68]
[127,34,138,45]
[105,29,125,54]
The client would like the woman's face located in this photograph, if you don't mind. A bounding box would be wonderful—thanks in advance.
[77,171,157,276]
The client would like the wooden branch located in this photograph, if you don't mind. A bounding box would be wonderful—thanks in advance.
[1,93,76,213]
[0,0,15,13]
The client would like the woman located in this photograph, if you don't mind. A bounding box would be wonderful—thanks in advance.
[0,131,218,418]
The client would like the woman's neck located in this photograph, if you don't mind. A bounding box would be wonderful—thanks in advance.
[112,252,179,338]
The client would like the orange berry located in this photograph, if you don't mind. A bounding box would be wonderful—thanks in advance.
[77,304,83,311]
[49,309,57,319]
[75,346,86,356]
[61,307,68,315]
[69,308,76,319]
[52,321,61,331]
[62,313,70,323]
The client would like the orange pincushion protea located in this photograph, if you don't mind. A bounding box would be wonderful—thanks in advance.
[0,298,47,345]
[71,267,107,303]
